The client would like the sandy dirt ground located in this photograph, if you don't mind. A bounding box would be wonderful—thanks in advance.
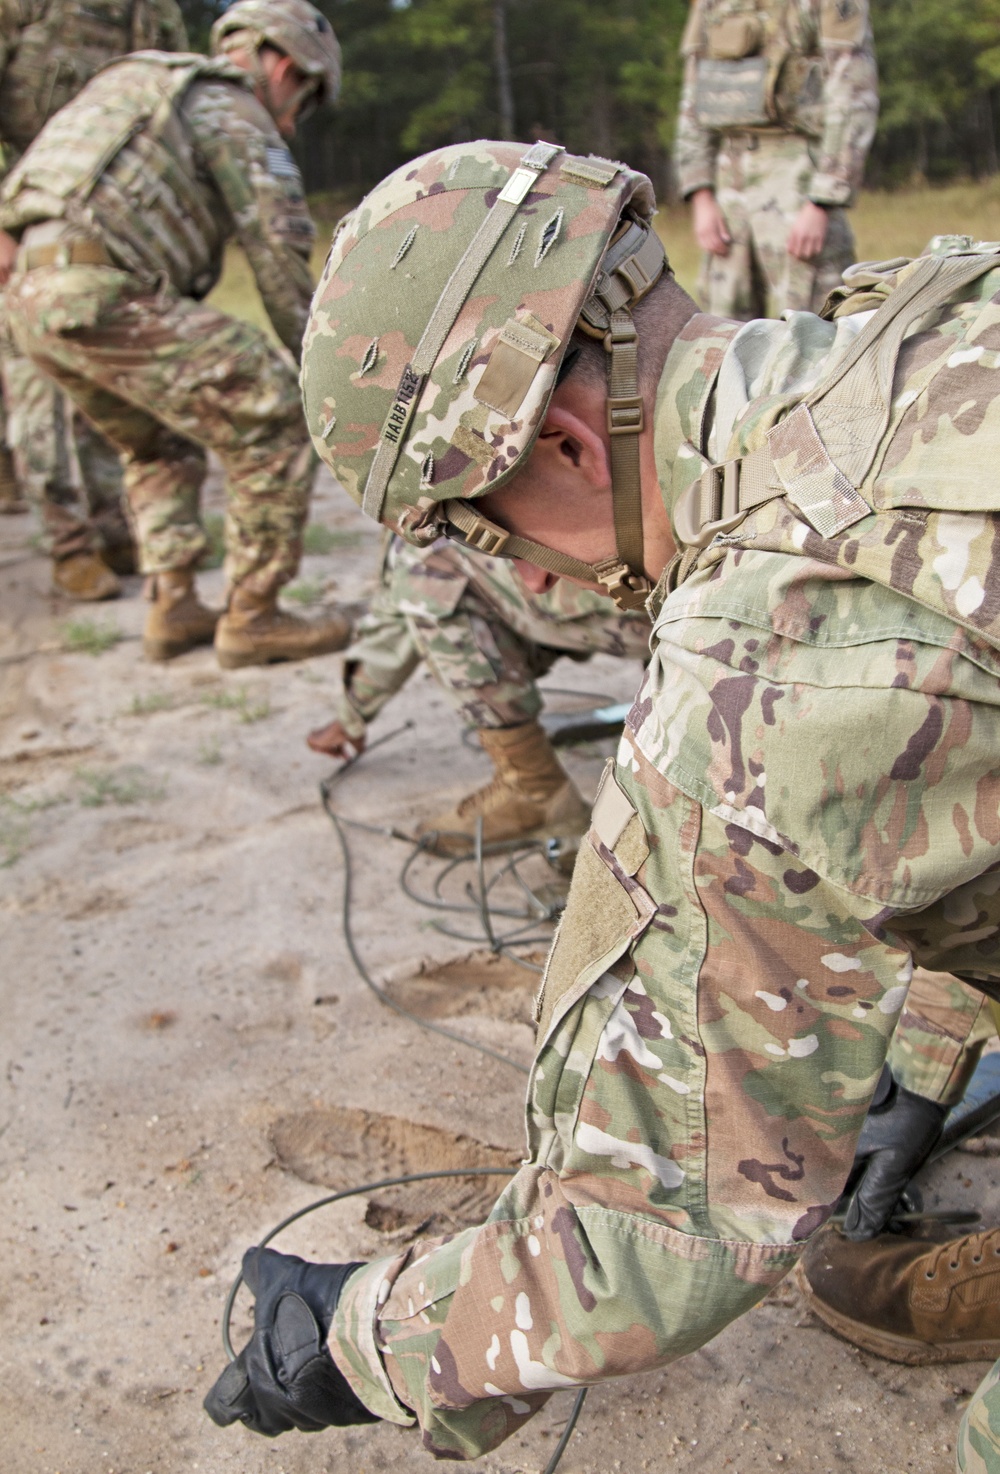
[2,465,999,1474]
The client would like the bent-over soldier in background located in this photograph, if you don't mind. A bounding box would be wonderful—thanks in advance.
[0,0,188,596]
[675,0,878,318]
[0,0,352,665]
[202,138,1000,1470]
[307,535,651,853]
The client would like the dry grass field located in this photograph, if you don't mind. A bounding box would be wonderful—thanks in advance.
[208,177,1000,331]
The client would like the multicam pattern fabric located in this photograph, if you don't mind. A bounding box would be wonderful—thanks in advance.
[1,344,126,559]
[674,0,877,318]
[675,0,879,206]
[336,535,650,737]
[0,56,315,350]
[301,141,655,536]
[322,270,1000,1462]
[887,968,994,1107]
[960,1360,1000,1474]
[6,264,312,590]
[0,0,188,167]
[1,52,318,587]
[0,0,187,557]
[697,132,856,317]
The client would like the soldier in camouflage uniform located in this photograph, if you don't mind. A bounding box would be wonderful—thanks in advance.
[204,143,1000,1468]
[0,0,352,665]
[675,0,878,319]
[307,533,650,851]
[0,0,189,595]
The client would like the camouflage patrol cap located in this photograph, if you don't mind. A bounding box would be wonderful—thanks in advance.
[211,0,341,106]
[301,140,664,606]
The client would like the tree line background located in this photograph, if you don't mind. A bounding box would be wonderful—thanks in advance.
[180,0,1000,199]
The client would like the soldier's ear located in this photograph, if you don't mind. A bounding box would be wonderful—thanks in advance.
[535,401,612,492]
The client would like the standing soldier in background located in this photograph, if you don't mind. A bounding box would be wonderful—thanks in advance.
[675,0,879,318]
[0,0,189,597]
[0,0,352,666]
[307,536,651,854]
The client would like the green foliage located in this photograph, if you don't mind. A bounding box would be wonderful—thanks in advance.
[201,686,272,723]
[76,766,167,807]
[302,522,364,555]
[200,512,226,570]
[284,577,325,606]
[61,618,122,655]
[127,691,174,716]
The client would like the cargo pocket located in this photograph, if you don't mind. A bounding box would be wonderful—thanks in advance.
[535,759,656,1045]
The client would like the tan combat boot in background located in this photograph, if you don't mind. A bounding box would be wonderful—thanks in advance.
[0,443,27,514]
[416,718,591,857]
[52,551,121,601]
[796,1225,1000,1364]
[214,586,352,669]
[143,569,219,660]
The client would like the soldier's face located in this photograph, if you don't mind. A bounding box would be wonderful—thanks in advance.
[263,53,315,137]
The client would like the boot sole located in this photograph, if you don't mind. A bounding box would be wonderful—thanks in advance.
[793,1264,1000,1365]
[215,641,350,670]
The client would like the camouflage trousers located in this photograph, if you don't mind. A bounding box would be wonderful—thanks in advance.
[699,132,856,320]
[0,301,128,558]
[960,1362,1000,1472]
[338,536,651,737]
[328,578,1000,1462]
[5,262,314,594]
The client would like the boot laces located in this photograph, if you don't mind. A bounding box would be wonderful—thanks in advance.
[925,1226,1000,1280]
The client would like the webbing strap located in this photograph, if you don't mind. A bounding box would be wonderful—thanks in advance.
[361,143,563,523]
[681,250,1000,548]
[443,499,602,583]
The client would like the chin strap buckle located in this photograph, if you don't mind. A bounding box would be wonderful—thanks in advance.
[593,558,653,612]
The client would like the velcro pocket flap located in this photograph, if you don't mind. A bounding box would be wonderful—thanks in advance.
[535,762,653,1042]
[474,311,560,419]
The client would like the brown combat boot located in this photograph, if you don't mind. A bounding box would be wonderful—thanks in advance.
[214,586,352,669]
[52,551,121,601]
[0,444,27,514]
[143,569,219,661]
[416,719,591,857]
[796,1224,1000,1364]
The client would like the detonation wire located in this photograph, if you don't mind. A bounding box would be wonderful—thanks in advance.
[320,720,567,1074]
[220,1166,588,1474]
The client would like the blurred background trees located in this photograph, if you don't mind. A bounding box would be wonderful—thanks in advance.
[183,0,1000,197]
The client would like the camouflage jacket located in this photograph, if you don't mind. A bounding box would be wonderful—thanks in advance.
[0,53,315,354]
[673,0,879,205]
[337,534,649,734]
[0,0,187,169]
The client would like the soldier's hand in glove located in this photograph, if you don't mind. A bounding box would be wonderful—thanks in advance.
[840,1065,948,1241]
[204,1247,380,1437]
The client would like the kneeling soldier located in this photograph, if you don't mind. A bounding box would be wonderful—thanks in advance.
[207,141,1000,1469]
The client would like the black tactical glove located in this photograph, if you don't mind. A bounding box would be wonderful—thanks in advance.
[840,1065,948,1241]
[204,1247,380,1437]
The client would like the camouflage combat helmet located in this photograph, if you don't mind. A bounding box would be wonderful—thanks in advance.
[301,141,669,609]
[211,0,341,120]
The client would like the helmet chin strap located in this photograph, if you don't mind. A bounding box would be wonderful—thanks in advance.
[426,218,668,612]
[248,35,313,132]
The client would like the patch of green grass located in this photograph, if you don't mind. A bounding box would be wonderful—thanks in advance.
[302,523,363,556]
[0,796,31,867]
[126,691,174,716]
[76,765,167,808]
[201,686,272,724]
[284,576,324,606]
[197,736,223,766]
[61,618,122,656]
[200,512,226,570]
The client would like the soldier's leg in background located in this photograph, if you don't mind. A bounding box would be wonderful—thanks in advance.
[406,589,589,851]
[0,373,26,513]
[959,1360,1000,1473]
[72,406,133,574]
[745,135,856,315]
[701,135,767,321]
[328,758,913,1457]
[6,267,346,662]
